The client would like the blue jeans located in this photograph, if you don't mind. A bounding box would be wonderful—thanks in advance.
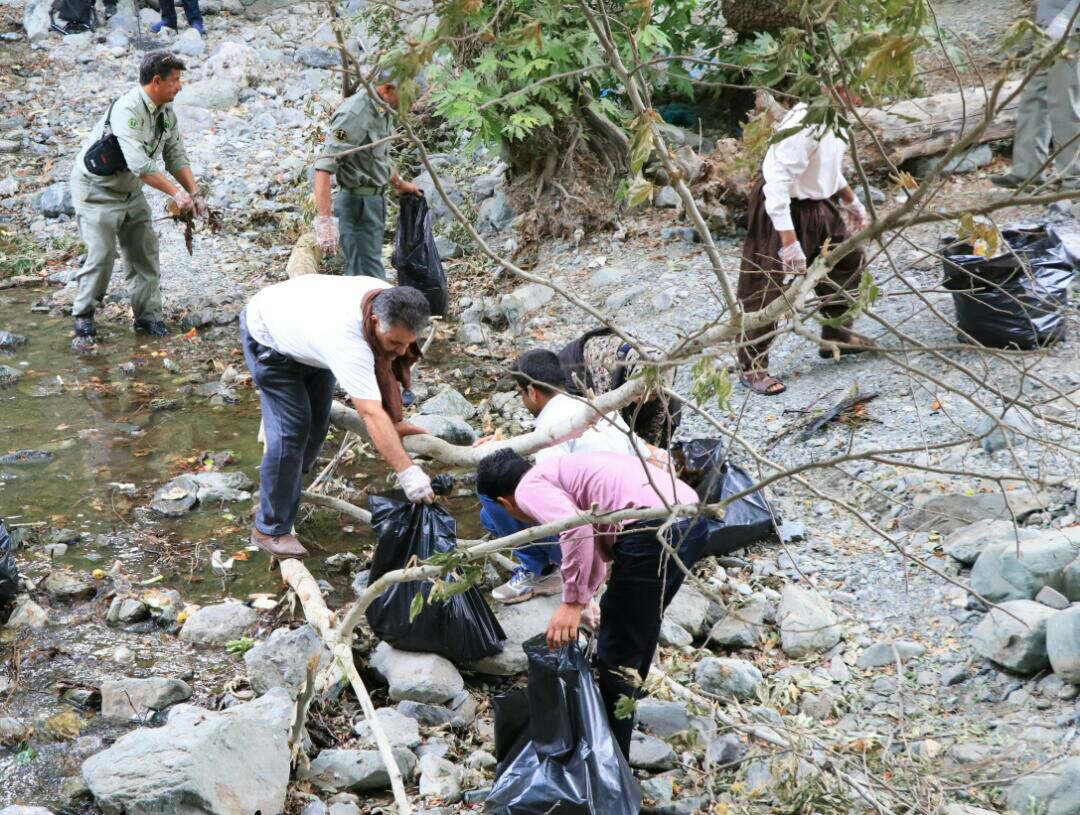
[158,0,202,26]
[477,493,560,575]
[241,312,336,536]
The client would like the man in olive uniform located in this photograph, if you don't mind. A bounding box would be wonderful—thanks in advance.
[69,51,205,351]
[992,0,1080,195]
[312,78,420,278]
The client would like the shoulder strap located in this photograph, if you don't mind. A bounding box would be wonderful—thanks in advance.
[101,97,119,136]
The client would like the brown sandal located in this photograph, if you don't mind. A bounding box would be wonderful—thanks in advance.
[819,328,879,359]
[739,371,787,396]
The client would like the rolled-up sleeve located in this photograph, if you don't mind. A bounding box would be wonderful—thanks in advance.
[761,125,815,233]
[162,109,189,176]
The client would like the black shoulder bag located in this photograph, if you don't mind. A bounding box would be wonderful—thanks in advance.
[83,99,128,177]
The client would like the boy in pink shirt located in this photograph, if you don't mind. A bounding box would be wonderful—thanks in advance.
[476,449,708,759]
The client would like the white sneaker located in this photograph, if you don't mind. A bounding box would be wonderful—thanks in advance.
[492,568,562,604]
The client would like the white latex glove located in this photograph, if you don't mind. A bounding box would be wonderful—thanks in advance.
[1046,14,1069,39]
[840,198,869,233]
[397,464,434,504]
[172,188,194,214]
[314,215,340,256]
[193,193,208,219]
[779,241,808,276]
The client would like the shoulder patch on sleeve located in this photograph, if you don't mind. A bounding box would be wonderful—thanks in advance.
[334,128,349,142]
[128,116,139,129]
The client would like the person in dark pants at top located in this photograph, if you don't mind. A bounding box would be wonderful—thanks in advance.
[240,276,435,559]
[476,449,708,761]
[150,0,205,35]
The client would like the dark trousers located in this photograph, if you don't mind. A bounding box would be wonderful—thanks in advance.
[736,177,864,371]
[334,190,386,279]
[158,0,202,26]
[241,311,336,536]
[597,518,709,760]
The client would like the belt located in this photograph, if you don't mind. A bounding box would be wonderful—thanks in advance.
[341,184,385,195]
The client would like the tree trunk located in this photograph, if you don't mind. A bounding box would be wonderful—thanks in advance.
[850,80,1021,171]
[721,0,802,34]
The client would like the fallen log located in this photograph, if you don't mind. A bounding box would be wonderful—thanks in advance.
[850,80,1021,171]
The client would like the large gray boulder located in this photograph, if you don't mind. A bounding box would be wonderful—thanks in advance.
[943,519,1041,566]
[245,625,328,697]
[971,599,1057,674]
[1047,606,1080,683]
[466,593,562,675]
[419,387,476,419]
[777,585,840,658]
[694,657,762,701]
[301,748,417,792]
[82,689,293,815]
[176,80,239,110]
[1007,757,1080,815]
[900,489,1050,532]
[708,596,770,650]
[477,192,516,233]
[408,415,477,446]
[39,183,74,217]
[969,530,1080,603]
[500,283,553,328]
[635,699,692,739]
[370,642,464,703]
[101,678,192,723]
[353,707,421,749]
[179,602,258,646]
[23,0,50,44]
[663,584,710,639]
[207,42,264,88]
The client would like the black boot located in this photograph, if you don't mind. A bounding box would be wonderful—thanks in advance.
[134,319,170,337]
[72,317,96,352]
[104,2,117,19]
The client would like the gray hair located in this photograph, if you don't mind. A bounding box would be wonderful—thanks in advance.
[373,286,430,334]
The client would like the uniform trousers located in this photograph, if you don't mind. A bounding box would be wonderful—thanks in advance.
[335,189,386,279]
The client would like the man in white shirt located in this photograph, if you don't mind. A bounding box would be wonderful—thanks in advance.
[241,276,435,558]
[736,98,877,396]
[482,349,651,603]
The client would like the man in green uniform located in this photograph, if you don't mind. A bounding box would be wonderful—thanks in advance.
[69,50,205,351]
[312,77,420,279]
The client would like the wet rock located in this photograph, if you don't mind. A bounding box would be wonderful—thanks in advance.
[296,45,338,68]
[0,367,23,388]
[466,593,561,675]
[409,415,478,446]
[900,489,1050,532]
[43,570,96,601]
[418,754,462,803]
[371,642,464,703]
[658,618,693,647]
[176,79,239,110]
[972,599,1056,674]
[1047,606,1080,683]
[142,588,184,625]
[707,596,770,649]
[301,748,417,792]
[635,699,692,739]
[477,192,515,233]
[855,640,925,669]
[630,731,676,771]
[663,584,709,639]
[707,733,747,767]
[500,283,553,328]
[101,678,192,723]
[0,717,32,744]
[179,601,258,646]
[420,387,476,419]
[150,475,199,516]
[969,529,1080,602]
[777,585,841,658]
[117,598,149,623]
[1007,757,1080,815]
[83,690,292,815]
[245,625,328,697]
[694,657,762,701]
[943,519,1041,566]
[7,598,47,630]
[353,707,421,749]
[0,331,28,351]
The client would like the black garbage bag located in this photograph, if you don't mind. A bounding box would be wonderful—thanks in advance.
[391,193,449,317]
[942,224,1076,350]
[0,519,19,605]
[365,494,505,663]
[673,438,777,556]
[486,635,640,815]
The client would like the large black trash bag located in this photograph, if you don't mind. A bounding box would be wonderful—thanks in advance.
[364,494,505,663]
[0,519,19,605]
[673,438,778,556]
[942,224,1076,350]
[391,193,449,317]
[486,635,640,815]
